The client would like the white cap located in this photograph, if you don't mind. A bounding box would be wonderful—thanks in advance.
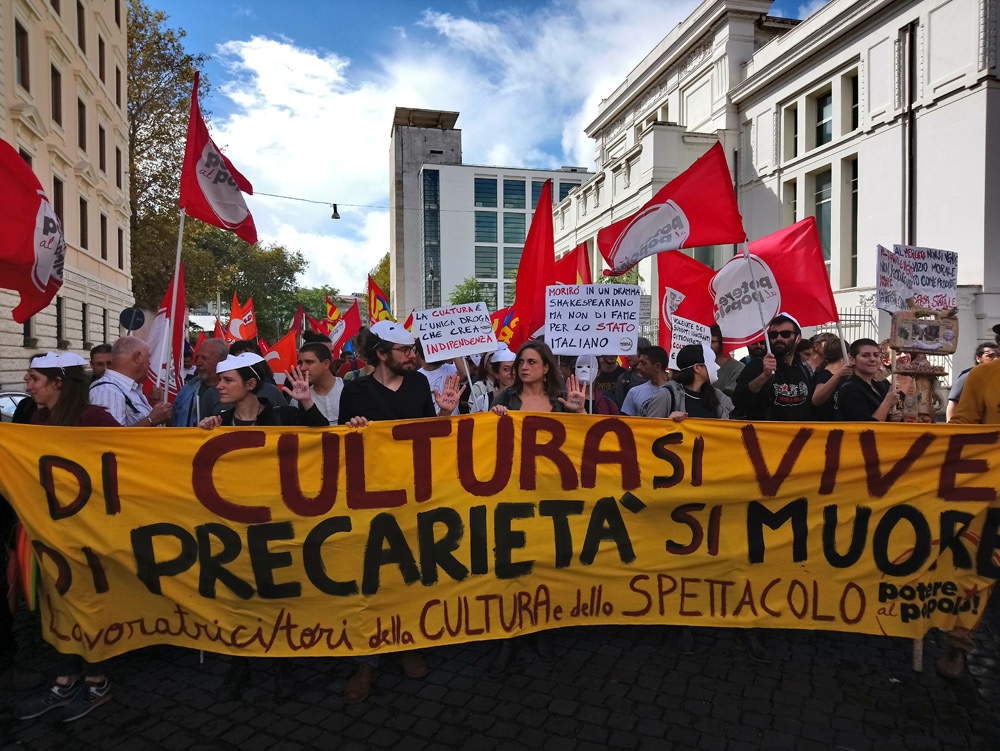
[216,352,265,375]
[371,320,415,346]
[492,344,516,363]
[772,312,802,331]
[30,352,87,369]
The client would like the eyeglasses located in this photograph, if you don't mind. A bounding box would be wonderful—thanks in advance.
[391,345,416,355]
[767,330,796,340]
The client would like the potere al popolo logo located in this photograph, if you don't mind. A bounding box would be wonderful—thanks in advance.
[197,142,251,227]
[711,254,780,345]
[609,200,690,272]
[32,191,66,293]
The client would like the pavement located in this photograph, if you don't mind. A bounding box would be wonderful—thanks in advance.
[1,595,999,751]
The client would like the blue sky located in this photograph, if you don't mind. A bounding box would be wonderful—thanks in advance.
[152,0,824,295]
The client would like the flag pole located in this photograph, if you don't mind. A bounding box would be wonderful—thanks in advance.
[834,320,850,363]
[740,241,772,355]
[155,208,186,393]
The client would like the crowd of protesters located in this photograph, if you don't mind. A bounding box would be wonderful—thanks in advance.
[1,313,998,718]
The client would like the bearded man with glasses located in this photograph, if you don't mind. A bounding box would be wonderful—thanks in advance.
[734,313,816,422]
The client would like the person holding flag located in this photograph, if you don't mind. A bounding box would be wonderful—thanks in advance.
[733,314,815,422]
[89,338,173,427]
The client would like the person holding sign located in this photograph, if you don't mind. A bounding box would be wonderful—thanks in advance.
[490,341,587,415]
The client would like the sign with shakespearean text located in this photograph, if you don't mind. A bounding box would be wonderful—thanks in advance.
[546,284,641,355]
[0,417,997,661]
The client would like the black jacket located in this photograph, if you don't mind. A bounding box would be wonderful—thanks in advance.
[734,356,815,421]
[218,397,327,427]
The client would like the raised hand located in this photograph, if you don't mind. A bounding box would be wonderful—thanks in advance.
[281,366,313,409]
[434,373,466,414]
[557,374,587,413]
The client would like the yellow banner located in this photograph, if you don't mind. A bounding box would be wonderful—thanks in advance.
[0,415,997,661]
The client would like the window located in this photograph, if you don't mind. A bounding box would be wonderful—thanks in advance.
[23,317,34,347]
[850,75,859,131]
[695,247,715,268]
[474,212,497,243]
[100,213,108,260]
[115,0,121,26]
[815,91,833,147]
[98,126,106,171]
[98,36,106,82]
[79,197,88,249]
[783,178,797,226]
[51,66,63,125]
[56,296,65,345]
[503,247,521,280]
[53,177,64,222]
[15,22,30,91]
[81,302,89,345]
[503,283,516,307]
[115,67,122,107]
[474,178,497,208]
[559,182,579,202]
[51,0,61,13]
[117,227,124,269]
[76,1,86,52]
[422,169,441,307]
[813,169,832,274]
[474,246,497,278]
[478,282,498,310]
[19,149,32,167]
[77,99,87,150]
[102,307,108,343]
[503,213,525,244]
[531,180,545,208]
[849,158,858,286]
[503,179,525,209]
[783,104,798,160]
[116,146,123,188]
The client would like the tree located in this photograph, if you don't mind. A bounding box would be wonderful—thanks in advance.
[370,252,390,301]
[604,267,642,285]
[449,277,493,307]
[286,286,341,323]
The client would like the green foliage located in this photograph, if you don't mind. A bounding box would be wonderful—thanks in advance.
[604,266,642,285]
[289,286,342,322]
[370,252,390,301]
[449,277,492,306]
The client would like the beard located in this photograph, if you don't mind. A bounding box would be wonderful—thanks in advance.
[386,357,416,376]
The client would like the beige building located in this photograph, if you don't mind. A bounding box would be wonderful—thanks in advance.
[1,0,132,389]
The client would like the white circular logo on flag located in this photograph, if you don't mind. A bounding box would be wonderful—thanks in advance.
[197,141,250,226]
[609,199,690,271]
[710,254,781,346]
[31,192,65,292]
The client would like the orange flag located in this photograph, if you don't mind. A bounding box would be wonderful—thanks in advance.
[227,292,258,341]
[368,275,394,323]
[261,328,298,375]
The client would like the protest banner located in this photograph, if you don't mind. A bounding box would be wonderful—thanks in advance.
[875,245,914,314]
[412,303,497,362]
[546,284,641,355]
[666,316,712,369]
[893,245,958,311]
[1,417,997,662]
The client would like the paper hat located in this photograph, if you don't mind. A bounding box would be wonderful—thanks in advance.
[216,352,265,374]
[492,344,516,363]
[30,352,87,369]
[370,320,415,346]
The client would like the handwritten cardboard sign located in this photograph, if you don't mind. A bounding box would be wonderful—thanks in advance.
[545,284,641,355]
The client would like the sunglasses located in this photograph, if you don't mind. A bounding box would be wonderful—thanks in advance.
[767,330,796,340]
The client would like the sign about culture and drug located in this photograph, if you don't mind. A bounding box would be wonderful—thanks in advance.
[1,418,998,661]
[875,244,914,314]
[412,303,497,362]
[545,284,641,355]
[893,245,958,311]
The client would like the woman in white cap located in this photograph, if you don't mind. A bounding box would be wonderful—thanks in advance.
[197,352,327,428]
[469,343,516,412]
[14,353,119,723]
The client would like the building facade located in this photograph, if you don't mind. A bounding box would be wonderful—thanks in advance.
[1,0,132,389]
[389,106,592,315]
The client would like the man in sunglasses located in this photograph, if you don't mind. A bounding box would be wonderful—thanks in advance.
[733,313,815,421]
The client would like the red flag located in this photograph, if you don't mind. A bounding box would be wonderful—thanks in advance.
[330,299,361,358]
[194,331,207,353]
[402,309,415,331]
[212,318,226,339]
[710,217,838,349]
[290,304,306,338]
[179,72,257,244]
[508,179,556,349]
[554,243,593,285]
[490,306,517,346]
[324,296,343,325]
[0,140,66,322]
[306,314,331,336]
[368,275,394,323]
[227,292,258,341]
[597,142,744,276]
[261,328,298,374]
[657,251,716,355]
[144,263,187,402]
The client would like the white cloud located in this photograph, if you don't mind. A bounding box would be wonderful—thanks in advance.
[796,0,832,20]
[211,1,699,294]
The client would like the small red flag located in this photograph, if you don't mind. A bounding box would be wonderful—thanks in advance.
[402,309,415,331]
[261,328,298,375]
[212,318,226,340]
[227,293,258,341]
[194,331,207,353]
[597,142,744,276]
[179,72,257,244]
[144,263,187,402]
[331,299,362,358]
[657,252,716,353]
[508,179,556,349]
[554,242,593,285]
[306,314,330,336]
[0,140,66,322]
[368,275,394,323]
[710,217,838,349]
[290,304,306,338]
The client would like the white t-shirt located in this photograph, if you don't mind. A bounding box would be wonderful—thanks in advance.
[291,378,343,425]
[620,380,667,416]
[419,363,459,416]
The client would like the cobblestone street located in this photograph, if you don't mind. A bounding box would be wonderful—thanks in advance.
[1,596,998,750]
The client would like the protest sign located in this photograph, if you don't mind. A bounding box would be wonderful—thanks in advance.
[893,245,958,311]
[545,284,641,355]
[412,303,496,362]
[875,245,914,314]
[666,316,712,369]
[1,417,997,661]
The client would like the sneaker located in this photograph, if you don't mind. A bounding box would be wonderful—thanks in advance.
[60,679,111,722]
[14,679,81,720]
